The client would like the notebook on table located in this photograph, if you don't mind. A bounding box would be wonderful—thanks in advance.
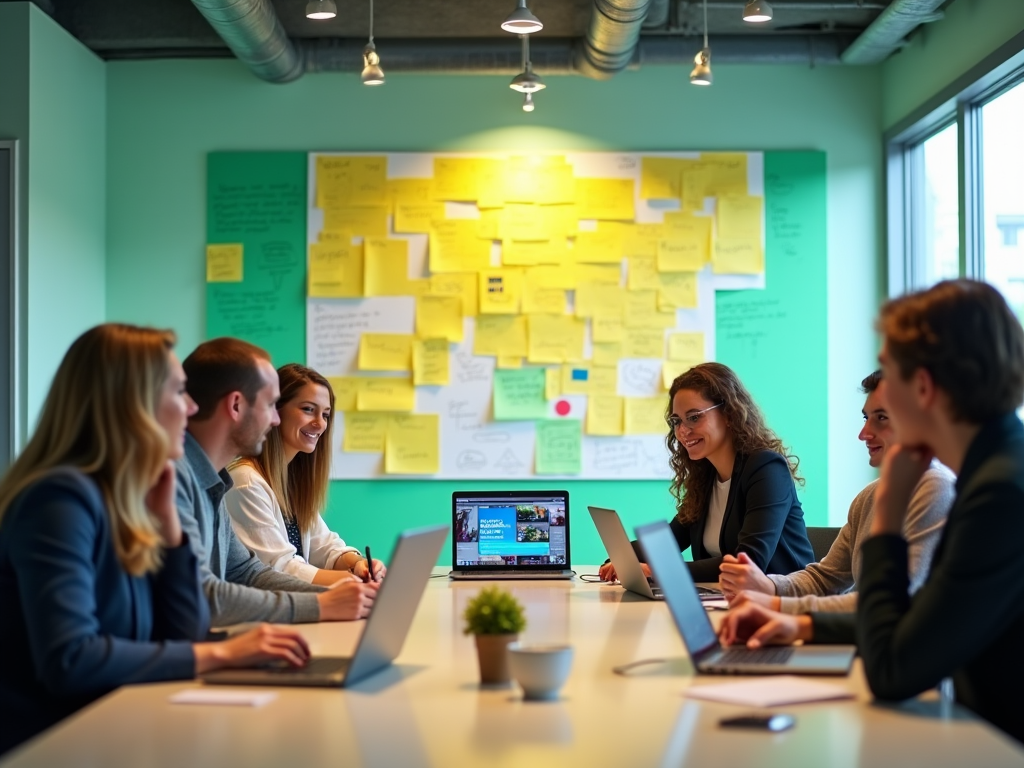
[588,506,723,601]
[201,524,448,688]
[636,520,856,676]
[450,490,573,580]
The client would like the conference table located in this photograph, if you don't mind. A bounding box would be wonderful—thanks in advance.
[4,569,1024,768]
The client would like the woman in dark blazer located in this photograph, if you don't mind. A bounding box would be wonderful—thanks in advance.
[0,324,310,756]
[601,362,813,583]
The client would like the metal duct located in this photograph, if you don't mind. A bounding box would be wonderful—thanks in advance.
[189,0,302,83]
[575,0,654,80]
[643,0,671,29]
[841,0,946,64]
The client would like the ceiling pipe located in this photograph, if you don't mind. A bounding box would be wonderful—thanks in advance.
[189,0,302,82]
[574,0,654,79]
[643,0,671,29]
[840,0,946,64]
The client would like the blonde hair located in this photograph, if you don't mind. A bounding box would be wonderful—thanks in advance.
[233,364,334,535]
[0,324,176,575]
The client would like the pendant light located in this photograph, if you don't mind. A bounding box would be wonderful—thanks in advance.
[510,35,546,93]
[742,0,773,22]
[689,0,712,86]
[501,0,543,34]
[305,0,337,20]
[522,92,536,112]
[361,0,384,85]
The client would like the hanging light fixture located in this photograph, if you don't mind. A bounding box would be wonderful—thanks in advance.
[361,0,384,85]
[510,35,546,93]
[305,0,337,20]
[690,0,712,85]
[742,0,773,22]
[501,0,543,34]
[522,93,536,112]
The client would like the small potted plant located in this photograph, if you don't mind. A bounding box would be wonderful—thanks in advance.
[463,586,527,685]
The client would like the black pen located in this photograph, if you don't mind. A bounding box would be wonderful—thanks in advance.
[364,545,373,583]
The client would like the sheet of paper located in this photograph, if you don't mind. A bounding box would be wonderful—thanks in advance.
[385,414,440,474]
[429,272,478,316]
[493,367,548,420]
[658,212,712,272]
[308,241,363,298]
[586,395,624,436]
[575,178,635,221]
[658,271,698,310]
[170,689,277,707]
[574,230,625,264]
[358,333,413,372]
[535,419,582,474]
[430,219,492,273]
[206,243,243,282]
[343,411,390,452]
[667,332,705,362]
[364,238,413,296]
[627,257,661,291]
[412,338,450,386]
[323,206,389,237]
[473,315,528,358]
[683,676,855,708]
[622,328,666,359]
[478,269,523,314]
[624,396,668,435]
[416,295,464,342]
[357,378,415,412]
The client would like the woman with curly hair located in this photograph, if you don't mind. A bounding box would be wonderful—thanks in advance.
[600,362,813,583]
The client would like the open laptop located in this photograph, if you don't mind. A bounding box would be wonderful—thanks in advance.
[450,490,573,580]
[588,506,722,601]
[636,520,856,675]
[202,524,448,687]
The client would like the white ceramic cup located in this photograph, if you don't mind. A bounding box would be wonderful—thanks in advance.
[507,643,574,701]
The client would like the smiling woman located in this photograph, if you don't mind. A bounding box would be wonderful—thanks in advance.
[225,364,387,586]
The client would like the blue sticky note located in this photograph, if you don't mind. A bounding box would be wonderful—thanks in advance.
[571,369,589,382]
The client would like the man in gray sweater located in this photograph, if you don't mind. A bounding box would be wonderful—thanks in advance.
[718,370,955,613]
[176,337,378,626]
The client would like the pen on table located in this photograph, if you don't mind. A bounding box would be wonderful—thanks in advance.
[364,545,373,583]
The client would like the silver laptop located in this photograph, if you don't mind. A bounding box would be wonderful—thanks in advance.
[202,524,448,687]
[636,520,856,675]
[450,490,573,580]
[588,506,723,602]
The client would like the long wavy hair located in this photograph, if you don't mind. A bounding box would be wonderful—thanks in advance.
[0,324,176,575]
[666,363,802,525]
[233,364,334,535]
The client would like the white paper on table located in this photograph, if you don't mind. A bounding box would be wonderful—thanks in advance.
[701,598,730,610]
[169,689,278,707]
[683,675,854,708]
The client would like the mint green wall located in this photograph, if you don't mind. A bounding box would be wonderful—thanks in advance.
[106,60,882,560]
[882,0,1024,129]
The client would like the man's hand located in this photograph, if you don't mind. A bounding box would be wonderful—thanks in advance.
[317,580,379,621]
[718,603,813,648]
[718,553,776,598]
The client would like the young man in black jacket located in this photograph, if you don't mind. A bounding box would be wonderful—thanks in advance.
[720,279,1024,745]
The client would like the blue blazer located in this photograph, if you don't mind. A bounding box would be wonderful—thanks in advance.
[0,469,208,755]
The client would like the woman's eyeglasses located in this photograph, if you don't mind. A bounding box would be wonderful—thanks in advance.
[666,403,723,431]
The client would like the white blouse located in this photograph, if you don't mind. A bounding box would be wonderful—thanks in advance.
[702,476,732,558]
[225,463,359,583]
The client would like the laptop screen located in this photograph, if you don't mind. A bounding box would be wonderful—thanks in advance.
[453,491,570,570]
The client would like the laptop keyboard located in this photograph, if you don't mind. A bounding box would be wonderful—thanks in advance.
[264,658,349,676]
[716,647,795,665]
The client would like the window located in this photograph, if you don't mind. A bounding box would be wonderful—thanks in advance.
[917,124,961,287]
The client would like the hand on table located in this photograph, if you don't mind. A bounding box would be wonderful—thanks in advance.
[718,603,812,648]
[718,553,776,599]
[598,562,652,582]
[317,580,379,621]
[728,589,780,611]
[194,624,311,673]
[352,558,387,583]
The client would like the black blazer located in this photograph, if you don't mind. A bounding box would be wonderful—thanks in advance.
[633,449,814,582]
[0,469,208,755]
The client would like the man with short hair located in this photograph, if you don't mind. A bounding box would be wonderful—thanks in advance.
[720,280,1024,744]
[176,337,376,625]
[718,370,954,613]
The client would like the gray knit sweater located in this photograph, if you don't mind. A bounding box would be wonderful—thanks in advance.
[768,463,955,614]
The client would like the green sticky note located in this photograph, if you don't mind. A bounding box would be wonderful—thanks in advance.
[536,419,582,475]
[493,368,548,421]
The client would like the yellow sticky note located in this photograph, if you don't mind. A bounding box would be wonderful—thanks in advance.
[714,239,764,274]
[343,412,390,452]
[522,279,567,315]
[478,269,523,314]
[628,257,661,291]
[497,355,523,369]
[528,265,578,290]
[430,220,492,273]
[640,157,686,199]
[364,238,414,296]
[575,264,622,285]
[562,365,591,395]
[592,341,621,367]
[587,395,624,436]
[668,332,705,362]
[416,295,464,342]
[576,178,636,221]
[413,338,450,386]
[528,314,585,364]
[717,195,764,241]
[323,206,389,238]
[573,230,625,264]
[433,158,479,201]
[206,244,243,282]
[658,212,712,272]
[624,292,678,330]
[622,328,665,359]
[624,397,668,435]
[476,208,503,241]
[317,156,388,208]
[541,203,578,238]
[474,315,528,358]
[702,152,749,196]
[500,203,550,242]
[358,333,413,372]
[308,241,363,298]
[658,271,698,310]
[575,283,624,319]
[592,315,624,343]
[622,223,664,258]
[545,367,561,400]
[502,239,563,267]
[663,361,697,389]
[327,377,361,411]
[476,158,507,209]
[429,273,478,316]
[590,366,618,396]
[357,378,415,411]
[394,202,445,234]
[388,177,433,206]
[385,414,439,474]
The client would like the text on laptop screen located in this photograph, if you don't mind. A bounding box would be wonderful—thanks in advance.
[454,495,567,566]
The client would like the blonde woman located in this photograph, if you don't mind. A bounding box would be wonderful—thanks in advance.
[226,364,385,585]
[0,325,311,756]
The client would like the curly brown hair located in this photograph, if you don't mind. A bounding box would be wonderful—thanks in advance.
[666,363,802,525]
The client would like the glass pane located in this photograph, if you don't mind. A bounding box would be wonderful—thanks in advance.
[981,80,1024,318]
[919,124,961,286]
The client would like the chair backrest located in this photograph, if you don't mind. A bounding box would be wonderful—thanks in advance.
[806,526,842,562]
